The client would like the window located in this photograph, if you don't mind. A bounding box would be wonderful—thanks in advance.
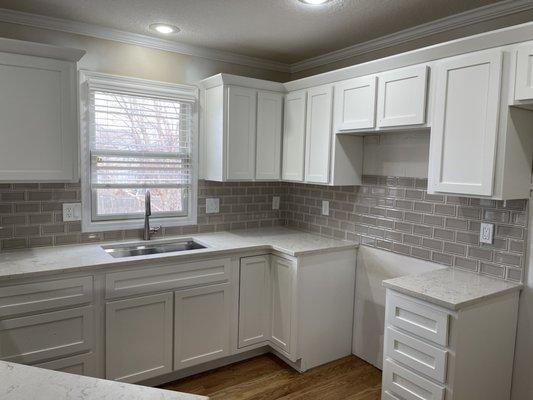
[80,72,198,232]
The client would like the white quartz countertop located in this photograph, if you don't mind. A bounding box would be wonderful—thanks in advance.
[0,227,356,280]
[0,360,206,400]
[382,268,522,310]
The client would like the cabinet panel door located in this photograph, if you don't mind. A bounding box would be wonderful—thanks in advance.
[282,90,307,182]
[106,293,173,383]
[174,283,231,369]
[305,85,333,184]
[226,86,256,180]
[35,352,96,376]
[239,256,270,348]
[0,52,77,182]
[377,65,428,127]
[270,256,294,353]
[428,50,502,196]
[0,306,93,364]
[515,43,533,100]
[256,91,283,180]
[333,75,376,132]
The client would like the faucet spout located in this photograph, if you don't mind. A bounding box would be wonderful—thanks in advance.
[143,191,161,241]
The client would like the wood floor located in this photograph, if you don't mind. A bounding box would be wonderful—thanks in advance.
[160,354,382,400]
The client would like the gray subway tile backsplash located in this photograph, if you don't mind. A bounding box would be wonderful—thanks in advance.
[0,175,528,283]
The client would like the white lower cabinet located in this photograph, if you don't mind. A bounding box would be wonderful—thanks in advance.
[382,289,519,400]
[105,292,173,383]
[270,256,295,354]
[174,283,232,369]
[34,352,96,376]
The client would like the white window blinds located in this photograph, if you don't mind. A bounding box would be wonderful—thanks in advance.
[88,87,195,220]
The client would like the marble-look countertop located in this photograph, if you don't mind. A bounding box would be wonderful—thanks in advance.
[0,227,356,280]
[382,268,522,310]
[0,360,206,400]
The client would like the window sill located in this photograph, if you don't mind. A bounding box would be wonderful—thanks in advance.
[81,215,197,233]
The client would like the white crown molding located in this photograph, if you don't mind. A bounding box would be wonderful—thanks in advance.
[0,7,290,73]
[289,0,533,73]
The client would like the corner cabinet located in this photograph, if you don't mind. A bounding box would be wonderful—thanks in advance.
[0,39,85,182]
[199,74,284,182]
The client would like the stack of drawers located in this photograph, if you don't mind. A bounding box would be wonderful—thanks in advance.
[382,291,450,400]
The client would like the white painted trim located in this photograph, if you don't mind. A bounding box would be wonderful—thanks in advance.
[0,37,85,61]
[78,70,199,233]
[0,7,289,73]
[197,73,285,91]
[289,0,533,73]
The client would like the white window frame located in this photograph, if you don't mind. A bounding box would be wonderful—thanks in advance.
[79,71,198,233]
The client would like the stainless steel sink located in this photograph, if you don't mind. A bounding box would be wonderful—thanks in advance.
[102,240,206,258]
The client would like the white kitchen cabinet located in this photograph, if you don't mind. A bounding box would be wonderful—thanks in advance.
[238,255,271,348]
[0,39,84,182]
[199,74,284,182]
[304,84,333,184]
[282,90,307,182]
[382,289,519,400]
[514,42,533,101]
[428,50,502,197]
[174,283,232,369]
[376,65,428,128]
[270,256,295,354]
[226,86,257,180]
[105,292,173,383]
[34,353,96,376]
[333,75,377,132]
[256,91,283,180]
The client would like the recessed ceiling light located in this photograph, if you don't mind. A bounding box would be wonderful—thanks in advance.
[149,23,180,35]
[298,0,332,5]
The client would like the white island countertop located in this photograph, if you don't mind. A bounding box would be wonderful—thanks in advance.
[0,360,207,400]
[0,226,356,280]
[383,268,522,310]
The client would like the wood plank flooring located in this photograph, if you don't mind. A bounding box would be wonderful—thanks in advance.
[161,354,382,399]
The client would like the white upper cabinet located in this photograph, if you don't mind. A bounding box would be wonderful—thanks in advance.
[256,91,283,180]
[428,50,502,197]
[282,90,307,182]
[305,84,333,184]
[377,65,428,128]
[199,74,284,182]
[226,86,257,180]
[0,39,84,182]
[333,75,377,132]
[514,43,533,101]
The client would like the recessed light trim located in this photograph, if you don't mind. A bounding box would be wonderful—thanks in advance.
[298,0,332,5]
[149,23,180,35]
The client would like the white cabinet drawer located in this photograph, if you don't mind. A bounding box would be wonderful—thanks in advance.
[0,306,94,364]
[0,276,93,318]
[34,352,95,376]
[387,293,449,346]
[383,359,445,400]
[105,258,231,299]
[385,327,448,383]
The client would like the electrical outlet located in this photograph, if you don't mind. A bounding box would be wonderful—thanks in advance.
[206,198,219,214]
[480,222,494,244]
[322,200,330,216]
[272,196,280,210]
[63,203,81,222]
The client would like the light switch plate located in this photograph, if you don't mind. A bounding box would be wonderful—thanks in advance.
[206,198,220,214]
[322,200,330,216]
[272,196,280,210]
[63,203,81,222]
[480,222,494,244]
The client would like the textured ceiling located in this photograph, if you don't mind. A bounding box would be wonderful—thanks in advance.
[0,0,503,63]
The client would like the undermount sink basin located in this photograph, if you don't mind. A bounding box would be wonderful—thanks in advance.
[102,240,206,258]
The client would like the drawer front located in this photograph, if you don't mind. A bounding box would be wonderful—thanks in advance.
[0,306,94,364]
[383,359,445,400]
[34,352,95,376]
[385,327,448,383]
[0,276,93,318]
[105,258,231,299]
[387,293,449,346]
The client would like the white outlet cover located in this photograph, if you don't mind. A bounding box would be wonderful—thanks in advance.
[480,222,494,244]
[63,203,81,222]
[206,198,220,214]
[322,200,330,216]
[272,196,280,210]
